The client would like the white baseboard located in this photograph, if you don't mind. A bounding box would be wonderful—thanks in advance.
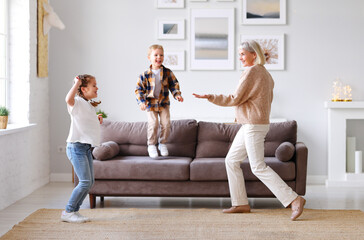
[50,173,72,182]
[307,175,327,185]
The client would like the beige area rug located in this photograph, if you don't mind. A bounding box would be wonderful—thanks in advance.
[1,208,364,240]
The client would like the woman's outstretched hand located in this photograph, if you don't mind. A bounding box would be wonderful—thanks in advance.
[193,93,209,99]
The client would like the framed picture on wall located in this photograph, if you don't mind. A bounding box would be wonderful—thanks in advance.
[158,20,185,39]
[240,34,285,70]
[242,0,286,25]
[190,9,235,70]
[164,51,185,71]
[157,0,185,8]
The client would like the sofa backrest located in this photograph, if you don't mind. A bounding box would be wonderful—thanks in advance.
[195,122,241,158]
[265,120,297,156]
[195,120,297,158]
[99,119,198,158]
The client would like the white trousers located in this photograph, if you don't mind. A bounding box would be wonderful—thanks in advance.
[225,124,298,207]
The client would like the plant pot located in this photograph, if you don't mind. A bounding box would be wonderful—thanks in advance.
[0,116,8,129]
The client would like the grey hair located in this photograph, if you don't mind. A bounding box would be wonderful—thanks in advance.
[239,40,266,65]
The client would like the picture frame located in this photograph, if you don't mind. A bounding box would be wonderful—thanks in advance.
[242,0,286,25]
[240,34,285,70]
[164,51,185,71]
[157,0,185,8]
[190,8,235,70]
[158,20,185,39]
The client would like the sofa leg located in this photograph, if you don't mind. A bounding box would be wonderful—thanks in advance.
[89,194,96,209]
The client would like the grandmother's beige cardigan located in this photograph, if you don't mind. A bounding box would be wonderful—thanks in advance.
[208,64,274,124]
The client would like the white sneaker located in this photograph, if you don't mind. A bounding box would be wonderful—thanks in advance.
[61,210,87,223]
[148,145,159,158]
[75,211,90,222]
[158,144,169,157]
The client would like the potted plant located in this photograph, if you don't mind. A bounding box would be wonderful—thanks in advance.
[96,109,108,119]
[0,106,10,129]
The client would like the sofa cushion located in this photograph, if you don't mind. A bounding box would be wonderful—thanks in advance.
[196,121,297,158]
[167,119,198,158]
[99,119,198,158]
[275,142,295,162]
[190,157,295,181]
[93,156,192,181]
[92,141,119,160]
[265,121,297,157]
[196,122,241,158]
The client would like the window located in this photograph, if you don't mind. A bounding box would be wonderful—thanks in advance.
[0,0,8,107]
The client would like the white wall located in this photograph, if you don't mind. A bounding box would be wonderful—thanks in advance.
[0,0,50,210]
[49,0,364,180]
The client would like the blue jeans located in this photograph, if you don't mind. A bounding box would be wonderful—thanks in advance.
[65,142,95,212]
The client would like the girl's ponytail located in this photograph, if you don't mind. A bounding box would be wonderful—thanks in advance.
[89,100,101,107]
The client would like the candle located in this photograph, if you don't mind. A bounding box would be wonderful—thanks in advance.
[347,137,356,173]
[355,151,363,174]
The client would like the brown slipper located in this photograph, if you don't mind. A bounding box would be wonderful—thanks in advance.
[222,205,251,213]
[290,196,306,221]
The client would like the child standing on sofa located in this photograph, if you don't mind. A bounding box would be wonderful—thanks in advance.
[135,44,183,158]
[62,74,103,223]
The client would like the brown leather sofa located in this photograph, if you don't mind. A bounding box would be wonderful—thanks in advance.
[75,119,307,209]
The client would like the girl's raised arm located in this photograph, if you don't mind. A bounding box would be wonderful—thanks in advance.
[65,76,82,107]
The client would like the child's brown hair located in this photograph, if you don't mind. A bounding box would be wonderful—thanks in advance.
[77,74,101,107]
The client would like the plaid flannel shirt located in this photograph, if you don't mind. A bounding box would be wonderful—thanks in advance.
[135,65,181,112]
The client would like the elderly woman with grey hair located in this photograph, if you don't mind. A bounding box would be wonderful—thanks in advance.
[193,40,306,221]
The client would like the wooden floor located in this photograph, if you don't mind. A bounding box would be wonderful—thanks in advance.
[1,182,364,237]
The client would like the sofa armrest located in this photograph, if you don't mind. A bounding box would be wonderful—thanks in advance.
[295,142,308,195]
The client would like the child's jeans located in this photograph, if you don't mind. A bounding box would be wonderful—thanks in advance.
[65,142,94,212]
[146,106,170,145]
